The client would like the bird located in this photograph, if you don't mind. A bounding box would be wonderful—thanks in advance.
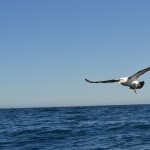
[85,67,150,94]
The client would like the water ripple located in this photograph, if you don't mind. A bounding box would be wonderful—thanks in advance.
[1,105,150,149]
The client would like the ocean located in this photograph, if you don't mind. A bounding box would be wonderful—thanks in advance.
[1,105,150,150]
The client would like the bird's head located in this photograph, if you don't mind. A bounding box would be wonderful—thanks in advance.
[119,77,128,84]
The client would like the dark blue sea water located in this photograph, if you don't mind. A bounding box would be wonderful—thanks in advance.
[1,105,150,150]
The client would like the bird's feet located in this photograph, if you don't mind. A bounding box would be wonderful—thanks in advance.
[134,89,137,94]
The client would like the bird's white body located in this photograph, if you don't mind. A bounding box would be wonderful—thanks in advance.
[119,77,144,93]
[85,67,150,94]
[119,77,136,87]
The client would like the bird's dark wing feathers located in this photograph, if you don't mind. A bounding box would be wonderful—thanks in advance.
[85,79,119,83]
[129,67,150,80]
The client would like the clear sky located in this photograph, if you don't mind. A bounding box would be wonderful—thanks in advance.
[0,0,150,108]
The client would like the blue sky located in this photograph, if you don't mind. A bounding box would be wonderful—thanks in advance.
[0,0,150,108]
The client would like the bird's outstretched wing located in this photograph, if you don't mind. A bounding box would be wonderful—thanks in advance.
[129,67,150,80]
[85,78,119,83]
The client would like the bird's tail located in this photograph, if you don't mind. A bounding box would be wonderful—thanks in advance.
[139,81,145,88]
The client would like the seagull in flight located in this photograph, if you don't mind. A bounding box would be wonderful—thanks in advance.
[85,67,150,94]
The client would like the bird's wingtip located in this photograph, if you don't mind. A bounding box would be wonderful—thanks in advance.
[85,78,89,82]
